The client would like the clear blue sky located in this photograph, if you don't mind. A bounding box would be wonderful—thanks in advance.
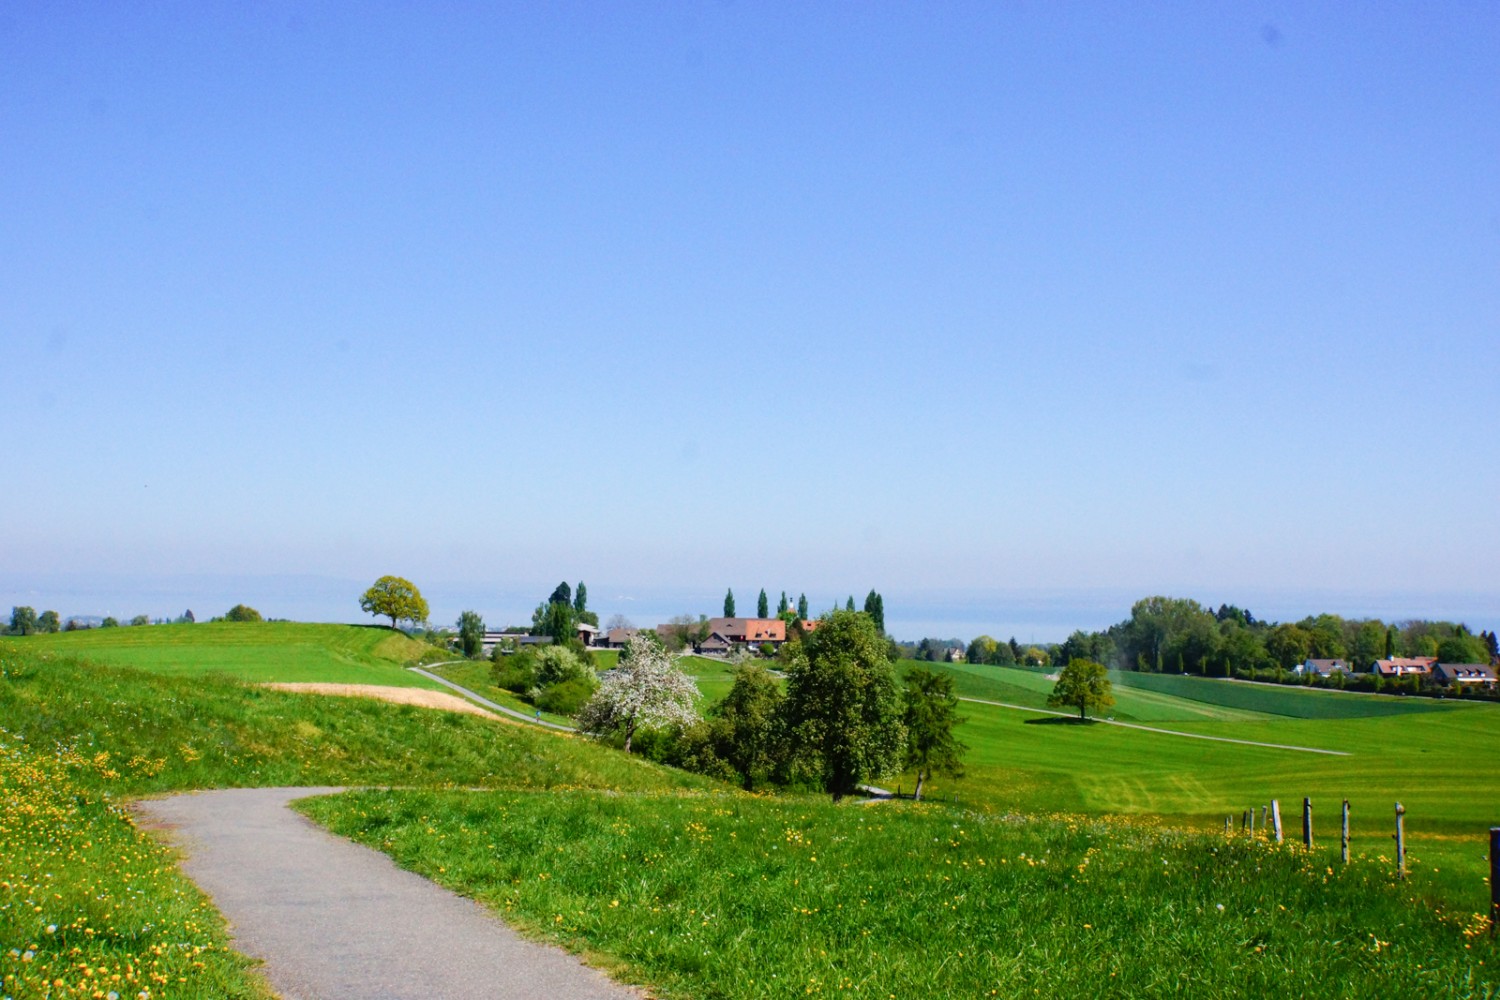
[3,3,1496,639]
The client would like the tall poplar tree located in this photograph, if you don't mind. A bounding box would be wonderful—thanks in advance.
[573,582,588,613]
[758,589,769,618]
[797,593,809,620]
[724,588,736,617]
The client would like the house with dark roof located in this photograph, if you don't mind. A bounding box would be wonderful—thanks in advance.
[1432,662,1498,688]
[1296,658,1350,677]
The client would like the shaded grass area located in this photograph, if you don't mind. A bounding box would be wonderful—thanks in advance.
[1110,670,1455,720]
[302,788,1497,1000]
[432,659,577,727]
[0,739,273,1000]
[0,621,446,688]
[0,648,708,795]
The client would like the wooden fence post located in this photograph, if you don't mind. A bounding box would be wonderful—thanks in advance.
[1249,808,1255,837]
[1340,800,1350,864]
[1490,827,1499,937]
[1303,797,1313,849]
[1225,816,1231,835]
[1271,799,1283,843]
[1261,805,1268,833]
[1395,802,1406,879]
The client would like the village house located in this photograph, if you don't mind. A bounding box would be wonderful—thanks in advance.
[603,627,639,648]
[1371,656,1436,678]
[1295,658,1350,677]
[1432,662,1498,688]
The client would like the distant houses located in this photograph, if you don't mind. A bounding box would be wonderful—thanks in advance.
[1294,658,1350,677]
[1431,662,1498,688]
[1371,656,1437,679]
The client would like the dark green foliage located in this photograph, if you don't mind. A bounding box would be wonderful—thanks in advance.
[781,610,905,801]
[533,599,578,643]
[36,610,60,634]
[1047,658,1114,720]
[223,604,264,623]
[549,582,572,607]
[101,617,119,628]
[1436,633,1489,664]
[796,593,808,620]
[710,662,785,790]
[863,590,885,634]
[7,607,36,636]
[491,651,537,693]
[757,589,769,618]
[535,675,596,715]
[777,591,789,615]
[724,588,735,617]
[573,582,587,613]
[845,595,855,612]
[457,610,485,658]
[901,666,966,800]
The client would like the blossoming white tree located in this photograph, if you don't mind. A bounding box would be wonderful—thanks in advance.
[576,633,699,752]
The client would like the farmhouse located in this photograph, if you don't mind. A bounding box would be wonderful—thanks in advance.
[706,617,788,647]
[603,627,640,648]
[1432,662,1498,688]
[481,631,552,656]
[1371,656,1436,678]
[1296,658,1350,677]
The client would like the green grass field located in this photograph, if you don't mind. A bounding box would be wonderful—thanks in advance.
[0,621,445,687]
[5,628,1498,998]
[302,787,1494,999]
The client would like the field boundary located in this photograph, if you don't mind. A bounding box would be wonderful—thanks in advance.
[958,697,1352,756]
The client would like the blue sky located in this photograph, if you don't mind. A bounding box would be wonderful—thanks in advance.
[3,3,1497,639]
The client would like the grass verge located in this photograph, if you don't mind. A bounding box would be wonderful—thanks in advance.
[300,788,1497,999]
[0,737,273,999]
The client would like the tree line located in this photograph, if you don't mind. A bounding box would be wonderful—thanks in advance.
[962,596,1497,690]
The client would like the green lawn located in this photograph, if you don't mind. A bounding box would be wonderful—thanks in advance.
[0,621,445,687]
[302,787,1495,1000]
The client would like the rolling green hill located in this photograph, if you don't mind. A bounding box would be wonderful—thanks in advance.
[0,621,442,687]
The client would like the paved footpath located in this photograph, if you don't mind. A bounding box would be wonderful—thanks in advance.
[134,787,637,1000]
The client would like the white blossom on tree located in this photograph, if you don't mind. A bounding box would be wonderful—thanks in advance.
[576,633,699,752]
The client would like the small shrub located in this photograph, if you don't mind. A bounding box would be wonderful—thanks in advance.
[535,676,597,715]
[491,651,537,693]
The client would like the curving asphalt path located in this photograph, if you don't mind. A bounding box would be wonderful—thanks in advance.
[409,664,577,731]
[134,787,637,1000]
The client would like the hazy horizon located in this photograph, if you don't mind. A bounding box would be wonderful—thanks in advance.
[5,572,1495,646]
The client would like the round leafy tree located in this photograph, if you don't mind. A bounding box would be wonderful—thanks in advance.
[359,576,428,630]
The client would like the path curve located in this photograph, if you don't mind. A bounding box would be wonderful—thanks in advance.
[134,787,635,1000]
[958,697,1351,756]
[411,664,576,731]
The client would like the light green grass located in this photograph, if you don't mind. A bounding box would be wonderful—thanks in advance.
[909,688,1500,912]
[0,740,272,999]
[0,621,445,688]
[301,788,1496,999]
[0,647,709,795]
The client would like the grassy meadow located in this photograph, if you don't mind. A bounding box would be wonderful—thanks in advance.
[302,787,1496,999]
[0,621,445,687]
[4,625,1497,998]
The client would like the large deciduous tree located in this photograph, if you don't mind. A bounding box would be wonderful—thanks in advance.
[902,667,967,801]
[223,604,264,623]
[712,662,784,790]
[457,610,485,658]
[576,633,699,753]
[8,606,37,635]
[359,576,428,629]
[781,609,905,802]
[1047,658,1114,720]
[36,610,60,634]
